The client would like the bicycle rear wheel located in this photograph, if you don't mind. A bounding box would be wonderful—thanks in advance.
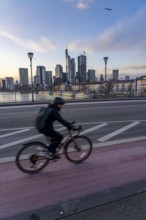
[16,142,49,174]
[64,135,92,164]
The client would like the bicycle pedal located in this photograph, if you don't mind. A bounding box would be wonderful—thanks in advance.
[49,158,57,162]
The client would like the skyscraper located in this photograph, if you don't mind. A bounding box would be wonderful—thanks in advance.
[55,65,63,78]
[112,70,119,81]
[46,71,52,85]
[125,75,130,80]
[78,54,87,83]
[87,69,96,82]
[5,77,14,90]
[0,79,6,89]
[36,66,46,85]
[19,68,29,85]
[70,58,76,84]
[65,49,71,83]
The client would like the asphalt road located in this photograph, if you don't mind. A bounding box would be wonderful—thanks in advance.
[0,99,146,160]
[0,100,146,220]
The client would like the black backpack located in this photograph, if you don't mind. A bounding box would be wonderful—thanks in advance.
[35,106,52,131]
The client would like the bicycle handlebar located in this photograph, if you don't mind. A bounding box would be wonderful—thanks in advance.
[70,125,82,134]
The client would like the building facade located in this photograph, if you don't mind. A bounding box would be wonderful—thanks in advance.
[65,49,71,83]
[77,54,87,83]
[112,69,119,81]
[36,66,46,85]
[46,71,52,85]
[136,76,146,95]
[55,65,63,78]
[5,77,14,90]
[87,69,96,82]
[70,58,76,84]
[0,79,6,89]
[19,68,29,85]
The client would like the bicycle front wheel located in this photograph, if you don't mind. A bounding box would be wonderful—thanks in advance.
[16,142,49,174]
[64,135,92,164]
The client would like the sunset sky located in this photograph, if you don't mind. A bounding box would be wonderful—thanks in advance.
[0,0,146,80]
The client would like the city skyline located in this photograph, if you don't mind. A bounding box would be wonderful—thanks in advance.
[0,0,146,80]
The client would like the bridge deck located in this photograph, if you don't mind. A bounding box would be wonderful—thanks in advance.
[0,140,146,220]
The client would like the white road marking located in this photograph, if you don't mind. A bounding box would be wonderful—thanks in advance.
[98,121,140,142]
[0,123,107,150]
[1,135,146,163]
[0,120,146,132]
[94,135,146,148]
[0,127,65,150]
[81,123,108,135]
[0,134,42,150]
[0,129,30,139]
[0,127,34,131]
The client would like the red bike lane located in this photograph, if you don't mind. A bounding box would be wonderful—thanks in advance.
[0,140,146,220]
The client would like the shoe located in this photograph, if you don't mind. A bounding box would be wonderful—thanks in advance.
[53,153,61,159]
[38,150,54,159]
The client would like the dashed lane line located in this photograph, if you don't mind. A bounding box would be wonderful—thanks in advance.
[0,123,107,150]
[0,133,42,150]
[0,127,65,150]
[98,121,140,142]
[81,123,108,135]
[0,127,33,131]
[0,129,30,139]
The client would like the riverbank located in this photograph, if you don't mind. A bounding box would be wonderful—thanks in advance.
[0,91,146,105]
[0,96,146,107]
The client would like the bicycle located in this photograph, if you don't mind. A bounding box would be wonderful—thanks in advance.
[15,125,93,174]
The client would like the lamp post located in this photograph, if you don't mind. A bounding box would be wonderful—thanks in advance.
[103,57,108,93]
[27,52,34,102]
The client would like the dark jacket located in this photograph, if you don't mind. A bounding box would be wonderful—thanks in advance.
[43,104,72,130]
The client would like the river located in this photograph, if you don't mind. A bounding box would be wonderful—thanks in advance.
[0,92,58,103]
[0,92,85,104]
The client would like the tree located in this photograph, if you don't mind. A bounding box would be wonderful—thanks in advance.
[100,74,104,82]
[106,79,114,96]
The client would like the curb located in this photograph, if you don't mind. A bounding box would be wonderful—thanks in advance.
[5,179,146,220]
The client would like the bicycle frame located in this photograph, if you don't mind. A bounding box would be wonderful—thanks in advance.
[46,127,81,151]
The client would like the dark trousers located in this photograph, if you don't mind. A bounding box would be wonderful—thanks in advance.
[41,128,63,153]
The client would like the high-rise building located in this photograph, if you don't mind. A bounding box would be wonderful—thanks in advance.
[78,54,87,83]
[34,76,40,86]
[36,66,46,85]
[70,58,76,84]
[65,49,71,83]
[19,68,29,85]
[0,79,6,89]
[125,75,130,80]
[62,72,67,84]
[55,65,63,78]
[87,69,96,82]
[46,71,52,85]
[5,77,14,90]
[112,69,119,81]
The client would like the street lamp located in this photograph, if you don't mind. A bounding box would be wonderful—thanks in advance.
[27,52,34,102]
[103,57,108,92]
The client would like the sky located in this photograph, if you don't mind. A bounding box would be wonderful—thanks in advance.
[0,0,146,80]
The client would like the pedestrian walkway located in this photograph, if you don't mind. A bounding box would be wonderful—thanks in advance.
[0,140,146,220]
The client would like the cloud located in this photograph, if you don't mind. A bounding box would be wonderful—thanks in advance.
[66,0,95,10]
[69,9,146,53]
[121,65,146,71]
[0,31,57,52]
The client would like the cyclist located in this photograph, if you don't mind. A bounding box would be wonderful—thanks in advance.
[39,97,72,158]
